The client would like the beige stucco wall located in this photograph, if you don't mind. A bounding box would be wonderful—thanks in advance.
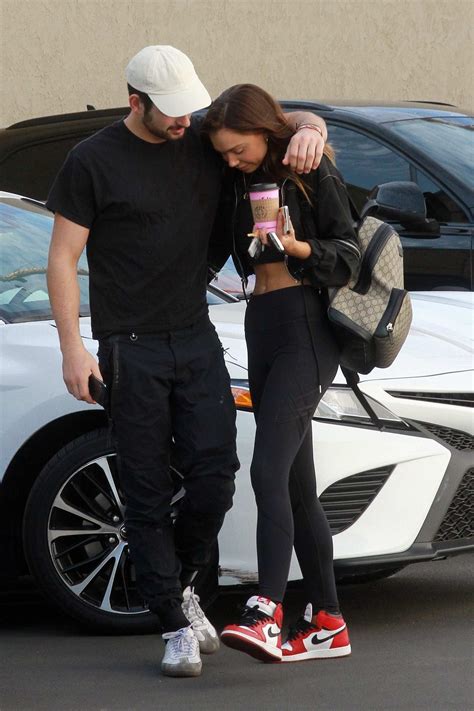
[1,0,473,126]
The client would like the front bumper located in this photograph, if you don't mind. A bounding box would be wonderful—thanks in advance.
[219,409,473,581]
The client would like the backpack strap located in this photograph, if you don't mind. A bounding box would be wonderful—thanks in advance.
[341,367,385,430]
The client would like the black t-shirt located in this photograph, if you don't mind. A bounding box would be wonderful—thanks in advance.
[46,117,222,337]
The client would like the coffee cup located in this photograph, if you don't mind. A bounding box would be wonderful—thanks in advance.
[248,183,279,232]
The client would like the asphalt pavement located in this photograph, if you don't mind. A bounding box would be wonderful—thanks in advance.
[1,555,473,711]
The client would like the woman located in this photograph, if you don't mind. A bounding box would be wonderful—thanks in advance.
[202,85,360,663]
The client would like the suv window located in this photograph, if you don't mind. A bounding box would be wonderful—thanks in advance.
[328,124,468,223]
[412,170,467,223]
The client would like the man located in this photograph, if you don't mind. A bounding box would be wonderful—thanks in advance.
[47,45,327,677]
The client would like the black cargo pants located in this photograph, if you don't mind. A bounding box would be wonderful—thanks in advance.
[98,315,238,630]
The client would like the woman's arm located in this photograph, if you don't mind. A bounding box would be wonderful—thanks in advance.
[285,158,361,287]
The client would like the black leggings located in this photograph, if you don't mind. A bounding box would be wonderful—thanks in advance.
[245,285,340,613]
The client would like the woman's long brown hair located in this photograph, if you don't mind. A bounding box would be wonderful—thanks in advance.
[201,83,335,200]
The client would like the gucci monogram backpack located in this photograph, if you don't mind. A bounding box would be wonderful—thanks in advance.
[327,215,413,375]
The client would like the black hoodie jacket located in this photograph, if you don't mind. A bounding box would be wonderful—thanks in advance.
[208,154,360,288]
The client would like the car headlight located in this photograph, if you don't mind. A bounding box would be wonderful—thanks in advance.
[231,380,407,427]
[314,387,406,425]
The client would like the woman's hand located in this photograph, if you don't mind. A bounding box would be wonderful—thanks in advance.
[251,210,311,259]
[276,209,311,259]
[282,127,325,174]
[252,227,270,247]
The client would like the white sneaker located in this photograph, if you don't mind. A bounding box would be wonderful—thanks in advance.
[161,626,202,677]
[182,586,220,654]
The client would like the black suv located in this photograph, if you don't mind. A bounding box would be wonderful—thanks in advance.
[1,101,473,290]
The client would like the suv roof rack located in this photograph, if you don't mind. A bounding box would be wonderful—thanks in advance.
[404,100,457,107]
[278,100,335,112]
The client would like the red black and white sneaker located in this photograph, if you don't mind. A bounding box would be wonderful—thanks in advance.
[220,596,283,662]
[281,603,351,662]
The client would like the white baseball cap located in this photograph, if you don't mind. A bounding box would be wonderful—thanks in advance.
[125,45,211,117]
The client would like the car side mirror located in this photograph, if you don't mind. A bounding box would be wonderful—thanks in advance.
[360,182,439,234]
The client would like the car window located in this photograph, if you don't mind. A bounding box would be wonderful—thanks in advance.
[328,124,468,223]
[413,170,468,223]
[386,116,474,191]
[328,125,410,212]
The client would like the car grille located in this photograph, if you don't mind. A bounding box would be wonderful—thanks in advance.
[320,466,394,534]
[434,468,474,542]
[387,391,474,407]
[420,423,473,451]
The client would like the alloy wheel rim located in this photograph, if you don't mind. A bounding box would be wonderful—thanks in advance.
[47,453,183,616]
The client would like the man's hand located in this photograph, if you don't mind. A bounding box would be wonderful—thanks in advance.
[283,127,325,174]
[62,344,103,404]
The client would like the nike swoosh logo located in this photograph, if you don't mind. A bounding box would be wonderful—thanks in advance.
[311,625,346,645]
[267,627,280,638]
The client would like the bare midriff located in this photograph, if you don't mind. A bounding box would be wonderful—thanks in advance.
[252,261,301,296]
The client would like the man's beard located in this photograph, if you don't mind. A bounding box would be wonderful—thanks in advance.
[142,111,185,141]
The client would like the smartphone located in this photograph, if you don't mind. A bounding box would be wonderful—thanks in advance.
[88,374,108,408]
[267,231,285,253]
[281,205,291,234]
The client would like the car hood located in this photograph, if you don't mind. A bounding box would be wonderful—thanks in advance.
[362,292,473,384]
[210,292,474,388]
[78,291,473,387]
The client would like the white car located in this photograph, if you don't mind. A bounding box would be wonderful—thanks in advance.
[1,192,473,632]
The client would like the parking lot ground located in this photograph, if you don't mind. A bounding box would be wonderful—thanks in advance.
[1,555,473,711]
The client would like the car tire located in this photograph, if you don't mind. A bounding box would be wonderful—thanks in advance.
[23,427,218,633]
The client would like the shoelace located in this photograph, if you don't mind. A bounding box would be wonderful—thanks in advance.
[184,589,205,624]
[162,628,197,658]
[239,604,272,627]
[286,616,315,642]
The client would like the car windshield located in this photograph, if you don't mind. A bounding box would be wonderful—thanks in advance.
[0,198,232,324]
[386,116,474,190]
[0,198,88,324]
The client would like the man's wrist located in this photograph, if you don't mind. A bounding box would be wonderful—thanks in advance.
[60,335,85,354]
[296,123,324,138]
